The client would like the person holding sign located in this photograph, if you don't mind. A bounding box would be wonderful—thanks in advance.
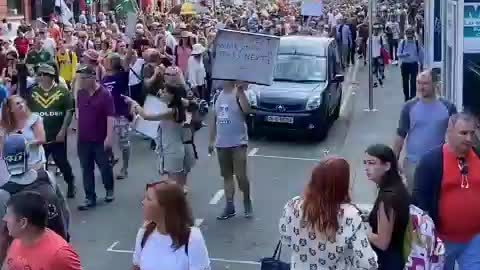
[123,67,196,193]
[208,80,253,220]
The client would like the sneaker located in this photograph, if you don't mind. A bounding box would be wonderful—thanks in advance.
[105,190,115,203]
[373,82,378,88]
[55,168,62,176]
[78,199,96,211]
[217,203,236,220]
[244,199,253,218]
[379,79,383,87]
[183,186,189,195]
[66,183,76,199]
[116,169,128,180]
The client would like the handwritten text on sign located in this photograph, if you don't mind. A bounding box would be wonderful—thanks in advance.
[212,29,280,85]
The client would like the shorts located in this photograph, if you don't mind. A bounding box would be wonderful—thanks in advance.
[158,144,196,176]
[114,116,131,150]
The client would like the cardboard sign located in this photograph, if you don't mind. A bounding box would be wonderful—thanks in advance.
[301,0,323,16]
[134,95,168,139]
[212,29,280,85]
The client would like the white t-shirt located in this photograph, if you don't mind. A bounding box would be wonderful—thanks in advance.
[129,58,145,86]
[42,38,56,59]
[133,226,211,270]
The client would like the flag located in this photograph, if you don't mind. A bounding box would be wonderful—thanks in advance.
[115,0,138,15]
[55,0,73,23]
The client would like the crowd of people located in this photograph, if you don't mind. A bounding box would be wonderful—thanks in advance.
[0,0,476,270]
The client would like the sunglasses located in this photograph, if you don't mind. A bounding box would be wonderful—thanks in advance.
[457,157,469,189]
[36,72,52,77]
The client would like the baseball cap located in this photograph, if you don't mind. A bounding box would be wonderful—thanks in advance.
[76,65,97,77]
[36,63,56,76]
[3,134,29,176]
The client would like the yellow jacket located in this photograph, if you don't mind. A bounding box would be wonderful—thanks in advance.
[56,50,77,83]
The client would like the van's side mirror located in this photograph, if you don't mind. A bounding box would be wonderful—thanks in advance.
[334,74,345,83]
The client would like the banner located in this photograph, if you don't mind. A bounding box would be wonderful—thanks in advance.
[301,0,322,17]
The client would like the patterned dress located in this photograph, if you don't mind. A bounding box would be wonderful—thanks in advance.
[279,196,378,270]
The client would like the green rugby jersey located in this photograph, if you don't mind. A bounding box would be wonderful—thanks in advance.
[28,85,74,142]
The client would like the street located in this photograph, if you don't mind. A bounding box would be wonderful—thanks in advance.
[60,62,404,270]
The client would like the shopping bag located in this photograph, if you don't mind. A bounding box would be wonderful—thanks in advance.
[381,48,391,65]
[260,240,290,270]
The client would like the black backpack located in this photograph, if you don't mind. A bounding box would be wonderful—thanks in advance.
[1,170,70,241]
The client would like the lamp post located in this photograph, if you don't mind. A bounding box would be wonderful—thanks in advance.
[366,0,376,111]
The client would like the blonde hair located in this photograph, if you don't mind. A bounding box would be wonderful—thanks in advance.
[0,95,31,133]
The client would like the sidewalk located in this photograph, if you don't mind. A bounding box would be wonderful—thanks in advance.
[340,63,406,204]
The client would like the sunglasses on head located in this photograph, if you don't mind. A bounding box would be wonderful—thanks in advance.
[457,157,470,189]
[145,180,169,190]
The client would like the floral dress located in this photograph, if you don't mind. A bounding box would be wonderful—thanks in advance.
[279,196,378,270]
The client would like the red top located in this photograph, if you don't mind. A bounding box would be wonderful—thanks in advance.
[5,229,82,270]
[438,144,480,242]
[14,37,29,56]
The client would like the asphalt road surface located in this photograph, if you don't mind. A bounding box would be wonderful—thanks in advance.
[56,63,379,270]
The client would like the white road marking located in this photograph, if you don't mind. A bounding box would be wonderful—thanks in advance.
[209,189,225,205]
[248,147,259,156]
[106,241,120,251]
[251,154,322,162]
[195,218,204,227]
[106,242,261,265]
[340,61,360,116]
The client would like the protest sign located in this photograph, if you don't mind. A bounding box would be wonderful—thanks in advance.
[301,0,323,16]
[134,95,168,139]
[125,13,137,38]
[212,29,280,85]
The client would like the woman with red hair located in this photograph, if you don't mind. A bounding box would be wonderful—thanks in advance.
[279,157,378,270]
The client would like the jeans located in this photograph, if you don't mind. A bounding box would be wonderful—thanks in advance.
[401,62,419,101]
[444,234,480,270]
[402,158,418,193]
[77,141,114,201]
[44,140,75,185]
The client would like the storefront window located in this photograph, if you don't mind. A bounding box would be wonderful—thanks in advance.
[7,0,23,15]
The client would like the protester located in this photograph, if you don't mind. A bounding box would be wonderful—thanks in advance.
[398,27,424,101]
[76,66,115,211]
[124,67,196,191]
[0,95,46,170]
[364,144,410,269]
[393,70,456,192]
[133,180,210,270]
[208,80,253,219]
[3,192,81,270]
[102,53,131,179]
[28,63,76,198]
[280,157,378,269]
[0,134,70,241]
[413,112,480,270]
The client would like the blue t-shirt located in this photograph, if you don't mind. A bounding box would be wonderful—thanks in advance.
[102,71,129,117]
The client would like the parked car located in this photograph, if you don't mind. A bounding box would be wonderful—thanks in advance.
[246,36,344,140]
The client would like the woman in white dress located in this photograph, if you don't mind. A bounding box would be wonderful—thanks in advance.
[133,180,210,270]
[279,157,378,270]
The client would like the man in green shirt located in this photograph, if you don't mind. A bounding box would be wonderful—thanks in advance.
[27,64,76,198]
[26,38,52,68]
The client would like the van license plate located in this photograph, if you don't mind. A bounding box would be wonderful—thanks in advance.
[265,116,294,124]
